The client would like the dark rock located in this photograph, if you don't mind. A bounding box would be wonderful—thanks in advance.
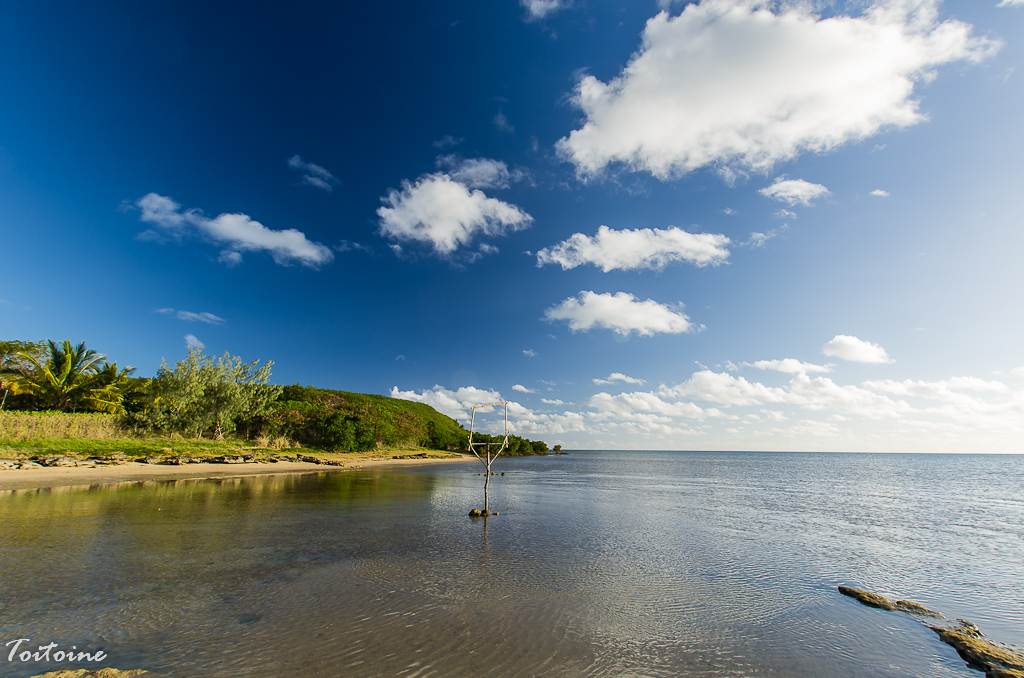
[838,585,897,611]
[298,454,322,464]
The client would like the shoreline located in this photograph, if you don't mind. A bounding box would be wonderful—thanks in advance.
[0,453,477,493]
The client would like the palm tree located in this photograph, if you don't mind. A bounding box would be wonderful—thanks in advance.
[9,340,135,414]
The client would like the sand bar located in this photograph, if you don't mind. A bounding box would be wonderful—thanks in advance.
[0,453,476,493]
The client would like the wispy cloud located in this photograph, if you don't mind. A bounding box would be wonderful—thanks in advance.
[156,308,225,325]
[537,225,730,272]
[136,193,334,268]
[557,0,997,179]
[432,135,463,149]
[287,155,340,192]
[759,179,829,206]
[544,291,695,337]
[184,334,203,348]
[523,349,537,357]
[521,0,566,19]
[435,155,525,189]
[493,111,514,134]
[744,358,831,374]
[823,335,893,364]
[513,384,535,393]
[870,189,891,197]
[593,372,646,386]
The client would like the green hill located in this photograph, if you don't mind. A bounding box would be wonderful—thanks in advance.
[252,385,547,455]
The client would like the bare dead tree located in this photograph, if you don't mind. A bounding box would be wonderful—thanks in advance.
[467,401,509,515]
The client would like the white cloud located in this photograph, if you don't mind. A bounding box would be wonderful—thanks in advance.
[742,231,776,248]
[389,385,505,421]
[156,308,225,325]
[1013,367,1024,377]
[288,155,340,192]
[522,0,566,20]
[513,384,534,393]
[863,377,1009,401]
[218,250,243,267]
[589,390,710,418]
[433,135,463,149]
[669,370,800,407]
[523,349,537,357]
[136,193,334,268]
[747,358,831,374]
[542,398,566,405]
[593,372,646,386]
[788,373,911,418]
[997,0,1024,7]
[536,225,730,271]
[759,179,830,206]
[870,189,891,197]
[544,291,695,337]
[435,156,521,189]
[494,111,514,133]
[557,0,997,179]
[823,334,893,363]
[377,173,532,256]
[184,334,203,348]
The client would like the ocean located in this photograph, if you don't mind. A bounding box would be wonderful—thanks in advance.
[1,451,1021,677]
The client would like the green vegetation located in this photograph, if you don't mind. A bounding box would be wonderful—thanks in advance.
[125,347,281,440]
[1,338,552,457]
[1,340,134,414]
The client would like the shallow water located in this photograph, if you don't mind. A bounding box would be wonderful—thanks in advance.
[0,451,1021,677]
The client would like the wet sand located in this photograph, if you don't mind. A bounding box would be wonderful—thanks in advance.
[0,454,476,492]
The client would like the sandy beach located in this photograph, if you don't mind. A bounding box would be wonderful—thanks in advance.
[0,453,476,493]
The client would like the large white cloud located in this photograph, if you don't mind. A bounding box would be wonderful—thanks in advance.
[536,225,730,271]
[759,178,830,206]
[823,334,893,363]
[557,0,997,179]
[544,291,694,336]
[377,173,532,256]
[136,193,334,268]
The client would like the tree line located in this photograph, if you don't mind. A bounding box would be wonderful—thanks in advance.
[1,339,551,453]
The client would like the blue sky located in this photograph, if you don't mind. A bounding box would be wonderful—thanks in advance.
[2,0,1023,452]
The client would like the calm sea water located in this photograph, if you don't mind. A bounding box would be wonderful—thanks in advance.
[0,451,1021,678]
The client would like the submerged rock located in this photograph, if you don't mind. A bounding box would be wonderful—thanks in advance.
[896,599,943,618]
[838,585,897,611]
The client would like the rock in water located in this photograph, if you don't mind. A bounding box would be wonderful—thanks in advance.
[895,600,943,617]
[838,585,897,611]
[929,621,1024,677]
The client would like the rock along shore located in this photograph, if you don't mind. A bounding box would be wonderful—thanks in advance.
[839,585,1024,678]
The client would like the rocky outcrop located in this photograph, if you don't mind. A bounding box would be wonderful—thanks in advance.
[839,585,1024,678]
[838,585,897,611]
